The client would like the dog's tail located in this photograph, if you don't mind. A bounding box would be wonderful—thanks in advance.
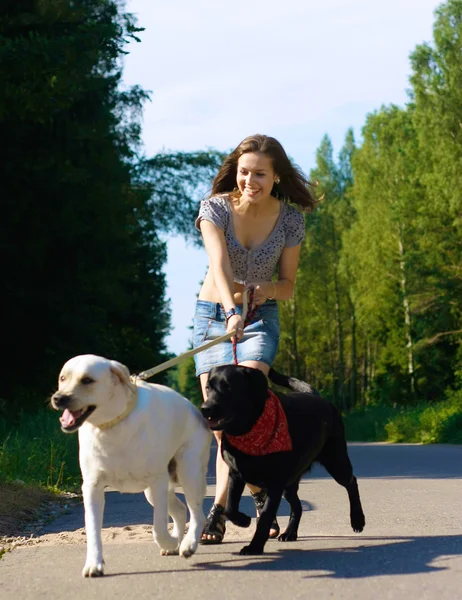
[268,368,321,396]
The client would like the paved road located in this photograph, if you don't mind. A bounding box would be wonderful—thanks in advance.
[1,443,461,599]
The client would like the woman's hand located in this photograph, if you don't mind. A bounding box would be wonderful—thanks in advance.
[226,313,245,341]
[246,281,276,308]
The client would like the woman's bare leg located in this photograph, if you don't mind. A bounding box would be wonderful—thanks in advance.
[200,373,228,542]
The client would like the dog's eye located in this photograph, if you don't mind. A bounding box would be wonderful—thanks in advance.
[81,377,94,385]
[59,375,66,382]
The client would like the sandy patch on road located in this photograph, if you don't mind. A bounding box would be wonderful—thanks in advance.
[0,483,256,555]
[4,520,254,553]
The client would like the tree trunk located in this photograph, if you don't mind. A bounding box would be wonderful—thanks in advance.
[290,296,302,378]
[349,298,357,409]
[397,224,415,395]
[331,219,346,411]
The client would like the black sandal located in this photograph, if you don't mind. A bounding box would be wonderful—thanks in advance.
[251,489,280,539]
[200,503,226,544]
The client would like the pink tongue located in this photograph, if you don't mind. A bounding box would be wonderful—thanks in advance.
[60,409,78,427]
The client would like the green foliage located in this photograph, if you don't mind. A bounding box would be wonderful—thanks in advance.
[138,150,225,245]
[276,130,357,409]
[275,1,462,413]
[0,1,221,421]
[0,408,81,489]
[343,404,398,442]
[0,0,170,412]
[175,357,204,408]
[343,388,462,444]
[385,390,462,444]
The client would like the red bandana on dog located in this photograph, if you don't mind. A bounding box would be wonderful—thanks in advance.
[226,390,292,455]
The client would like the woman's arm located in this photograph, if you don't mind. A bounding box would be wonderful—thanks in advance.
[247,243,302,306]
[200,220,245,338]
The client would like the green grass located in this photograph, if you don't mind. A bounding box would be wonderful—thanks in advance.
[344,389,462,444]
[0,408,81,491]
[344,404,398,441]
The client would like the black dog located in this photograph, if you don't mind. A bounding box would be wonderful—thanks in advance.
[201,365,365,555]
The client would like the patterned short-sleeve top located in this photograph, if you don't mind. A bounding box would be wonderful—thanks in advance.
[195,195,305,285]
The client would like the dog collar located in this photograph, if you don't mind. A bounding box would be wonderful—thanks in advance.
[97,393,138,431]
[226,390,292,455]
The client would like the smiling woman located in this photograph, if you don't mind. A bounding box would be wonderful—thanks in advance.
[191,133,319,544]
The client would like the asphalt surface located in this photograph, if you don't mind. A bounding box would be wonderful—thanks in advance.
[1,442,462,599]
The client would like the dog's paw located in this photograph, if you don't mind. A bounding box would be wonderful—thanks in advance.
[179,539,198,559]
[277,529,298,542]
[160,547,179,556]
[226,510,251,528]
[82,562,104,577]
[239,544,264,555]
[351,510,365,533]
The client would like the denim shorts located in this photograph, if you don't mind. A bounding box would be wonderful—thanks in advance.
[192,300,280,377]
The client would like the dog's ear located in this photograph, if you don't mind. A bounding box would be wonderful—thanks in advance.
[242,366,269,393]
[109,360,132,386]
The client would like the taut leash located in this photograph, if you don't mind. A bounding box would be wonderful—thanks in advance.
[133,290,251,382]
[232,286,258,365]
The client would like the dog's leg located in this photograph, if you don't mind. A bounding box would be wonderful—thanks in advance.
[145,476,180,555]
[318,439,365,533]
[81,482,105,577]
[240,485,284,555]
[167,484,187,548]
[225,470,251,528]
[346,475,365,532]
[175,454,207,558]
[279,479,302,541]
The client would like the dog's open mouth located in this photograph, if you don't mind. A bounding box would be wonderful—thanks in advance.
[206,416,229,430]
[60,406,96,432]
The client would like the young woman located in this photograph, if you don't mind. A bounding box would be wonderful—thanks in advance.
[193,134,317,544]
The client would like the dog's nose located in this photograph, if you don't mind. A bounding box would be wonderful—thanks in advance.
[200,403,212,417]
[51,392,70,409]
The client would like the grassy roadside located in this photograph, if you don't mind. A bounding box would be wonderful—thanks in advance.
[0,407,81,489]
[344,389,462,444]
[0,408,82,558]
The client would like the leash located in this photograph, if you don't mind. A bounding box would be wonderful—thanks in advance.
[133,289,254,381]
[232,286,258,365]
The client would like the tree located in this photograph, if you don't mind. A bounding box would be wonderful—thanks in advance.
[409,0,462,392]
[276,131,356,408]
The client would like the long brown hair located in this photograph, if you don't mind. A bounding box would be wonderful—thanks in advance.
[210,134,318,212]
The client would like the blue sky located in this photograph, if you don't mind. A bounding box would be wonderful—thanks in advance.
[122,0,441,355]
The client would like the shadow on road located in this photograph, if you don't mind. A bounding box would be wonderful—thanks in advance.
[193,534,462,578]
[104,534,462,580]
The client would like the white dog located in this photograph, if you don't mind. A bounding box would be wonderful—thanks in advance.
[51,354,211,577]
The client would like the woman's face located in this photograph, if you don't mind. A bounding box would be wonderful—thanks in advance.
[236,152,278,204]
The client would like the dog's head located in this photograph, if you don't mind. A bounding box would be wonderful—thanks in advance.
[201,365,269,436]
[51,354,136,433]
